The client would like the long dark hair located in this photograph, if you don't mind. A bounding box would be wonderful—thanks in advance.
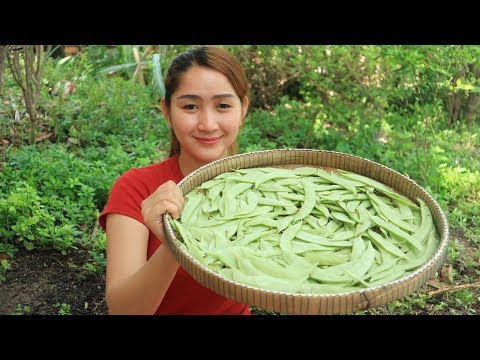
[163,46,249,157]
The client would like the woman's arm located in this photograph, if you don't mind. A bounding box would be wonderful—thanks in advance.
[105,180,184,315]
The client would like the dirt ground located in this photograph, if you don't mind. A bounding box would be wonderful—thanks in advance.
[1,229,478,315]
[0,247,108,315]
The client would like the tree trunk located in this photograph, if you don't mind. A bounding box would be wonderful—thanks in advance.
[464,63,480,126]
[24,46,37,144]
[447,70,464,127]
[5,45,50,145]
[0,46,5,91]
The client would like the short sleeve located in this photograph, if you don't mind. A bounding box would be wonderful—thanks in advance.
[98,169,148,231]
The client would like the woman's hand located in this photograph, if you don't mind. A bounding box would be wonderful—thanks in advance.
[141,180,184,240]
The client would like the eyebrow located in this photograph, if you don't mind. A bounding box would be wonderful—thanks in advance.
[176,93,236,100]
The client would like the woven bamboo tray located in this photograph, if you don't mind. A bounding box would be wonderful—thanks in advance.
[163,149,449,314]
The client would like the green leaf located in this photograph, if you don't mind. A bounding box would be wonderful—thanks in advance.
[456,78,474,91]
[152,53,165,97]
[57,56,72,66]
[97,62,147,75]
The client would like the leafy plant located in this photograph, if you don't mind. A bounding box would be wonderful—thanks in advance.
[54,303,72,315]
[13,304,32,315]
[0,259,11,282]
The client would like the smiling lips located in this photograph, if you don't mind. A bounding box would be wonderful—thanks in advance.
[195,136,221,145]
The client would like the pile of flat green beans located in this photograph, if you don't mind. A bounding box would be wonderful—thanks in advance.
[170,166,439,294]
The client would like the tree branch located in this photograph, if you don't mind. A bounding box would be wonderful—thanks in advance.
[7,47,27,93]
[132,46,152,84]
[427,282,480,297]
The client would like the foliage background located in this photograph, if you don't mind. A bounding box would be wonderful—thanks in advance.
[0,45,479,314]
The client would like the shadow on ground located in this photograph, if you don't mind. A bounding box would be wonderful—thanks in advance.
[0,247,108,315]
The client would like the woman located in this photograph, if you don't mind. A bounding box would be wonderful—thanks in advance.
[99,46,250,314]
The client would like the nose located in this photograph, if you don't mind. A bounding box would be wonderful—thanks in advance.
[197,108,218,132]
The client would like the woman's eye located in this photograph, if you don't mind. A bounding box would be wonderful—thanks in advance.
[183,104,197,110]
[218,104,231,109]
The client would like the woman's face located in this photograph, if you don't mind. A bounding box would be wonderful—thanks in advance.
[162,65,248,174]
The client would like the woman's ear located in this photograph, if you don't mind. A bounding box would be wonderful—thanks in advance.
[241,96,249,120]
[161,98,172,128]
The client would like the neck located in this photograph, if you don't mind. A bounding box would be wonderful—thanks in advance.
[177,153,199,177]
[178,146,234,176]
[177,152,226,177]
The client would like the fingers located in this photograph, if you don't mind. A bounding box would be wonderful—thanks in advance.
[160,181,184,214]
[149,199,182,220]
[141,181,185,232]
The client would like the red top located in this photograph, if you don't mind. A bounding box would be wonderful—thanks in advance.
[99,155,250,315]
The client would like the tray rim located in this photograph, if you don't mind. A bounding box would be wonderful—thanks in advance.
[162,149,449,314]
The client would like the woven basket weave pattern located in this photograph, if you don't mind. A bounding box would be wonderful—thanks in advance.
[163,149,449,314]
